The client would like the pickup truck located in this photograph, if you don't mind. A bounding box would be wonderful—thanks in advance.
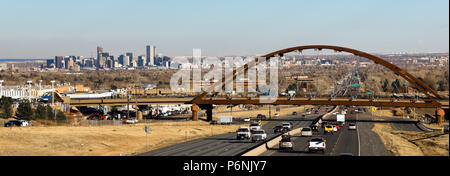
[251,129,267,142]
[236,127,251,140]
[308,137,326,153]
[249,123,261,131]
[279,134,294,150]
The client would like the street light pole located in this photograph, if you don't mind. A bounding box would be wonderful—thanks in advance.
[27,80,32,102]
[0,80,4,98]
[39,80,42,93]
[51,80,56,124]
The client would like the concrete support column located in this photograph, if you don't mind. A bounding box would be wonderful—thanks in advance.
[137,110,143,121]
[206,107,213,121]
[436,108,445,125]
[133,105,143,121]
[192,104,199,121]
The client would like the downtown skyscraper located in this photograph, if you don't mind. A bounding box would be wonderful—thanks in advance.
[146,45,156,66]
[96,46,103,68]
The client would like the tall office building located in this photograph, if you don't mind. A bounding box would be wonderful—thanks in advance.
[126,52,133,64]
[46,59,54,68]
[146,45,156,66]
[137,55,146,67]
[123,56,130,67]
[55,56,64,68]
[96,46,103,68]
[118,55,125,66]
[193,48,201,66]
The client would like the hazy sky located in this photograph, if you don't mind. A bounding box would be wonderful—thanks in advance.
[0,0,448,58]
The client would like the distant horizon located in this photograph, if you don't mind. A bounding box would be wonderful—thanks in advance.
[0,50,448,60]
[0,0,448,58]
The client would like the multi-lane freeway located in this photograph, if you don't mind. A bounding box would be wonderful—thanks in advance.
[139,107,330,156]
[260,107,392,156]
[139,68,431,156]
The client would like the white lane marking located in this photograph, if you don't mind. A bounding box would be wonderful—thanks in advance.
[356,116,361,156]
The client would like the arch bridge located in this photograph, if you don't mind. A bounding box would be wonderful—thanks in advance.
[65,45,448,122]
[190,45,447,121]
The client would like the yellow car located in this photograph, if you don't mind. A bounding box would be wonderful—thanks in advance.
[324,125,334,134]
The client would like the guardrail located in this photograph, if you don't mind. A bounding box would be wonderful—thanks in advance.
[416,122,443,132]
[240,105,339,156]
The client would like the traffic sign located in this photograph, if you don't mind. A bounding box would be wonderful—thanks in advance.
[366,92,373,95]
[144,125,151,151]
[144,125,151,133]
[350,84,361,87]
[372,107,377,112]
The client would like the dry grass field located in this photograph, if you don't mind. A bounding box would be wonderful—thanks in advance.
[372,123,449,156]
[0,105,311,156]
[0,120,240,156]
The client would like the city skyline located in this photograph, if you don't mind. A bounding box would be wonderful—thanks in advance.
[0,0,448,58]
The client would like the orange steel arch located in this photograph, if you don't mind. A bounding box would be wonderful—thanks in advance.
[192,45,441,104]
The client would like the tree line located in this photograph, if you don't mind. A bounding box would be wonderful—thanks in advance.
[0,97,66,121]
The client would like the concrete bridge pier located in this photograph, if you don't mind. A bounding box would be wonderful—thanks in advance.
[436,108,445,125]
[194,104,213,121]
[192,104,199,121]
[205,106,213,121]
[133,105,143,121]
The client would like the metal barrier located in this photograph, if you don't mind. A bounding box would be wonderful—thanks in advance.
[79,120,123,126]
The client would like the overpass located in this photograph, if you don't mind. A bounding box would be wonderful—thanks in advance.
[68,96,447,109]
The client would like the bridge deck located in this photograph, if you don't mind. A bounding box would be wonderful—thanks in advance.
[69,97,448,109]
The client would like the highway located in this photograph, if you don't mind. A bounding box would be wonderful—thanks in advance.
[139,107,330,156]
[139,68,429,156]
[260,106,426,156]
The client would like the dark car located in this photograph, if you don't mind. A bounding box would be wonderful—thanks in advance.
[281,126,290,133]
[292,112,297,115]
[4,120,22,127]
[210,120,218,125]
[310,124,319,131]
[257,114,266,120]
[273,125,283,133]
[444,125,449,134]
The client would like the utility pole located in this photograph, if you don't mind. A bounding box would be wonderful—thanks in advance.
[51,80,56,124]
[269,105,272,119]
[27,80,32,102]
[0,80,4,98]
[127,85,130,119]
[39,80,42,93]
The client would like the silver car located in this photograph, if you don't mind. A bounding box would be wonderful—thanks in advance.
[301,127,313,137]
[348,123,357,130]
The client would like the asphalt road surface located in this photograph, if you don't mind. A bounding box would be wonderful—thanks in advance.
[260,106,427,156]
[139,106,330,156]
